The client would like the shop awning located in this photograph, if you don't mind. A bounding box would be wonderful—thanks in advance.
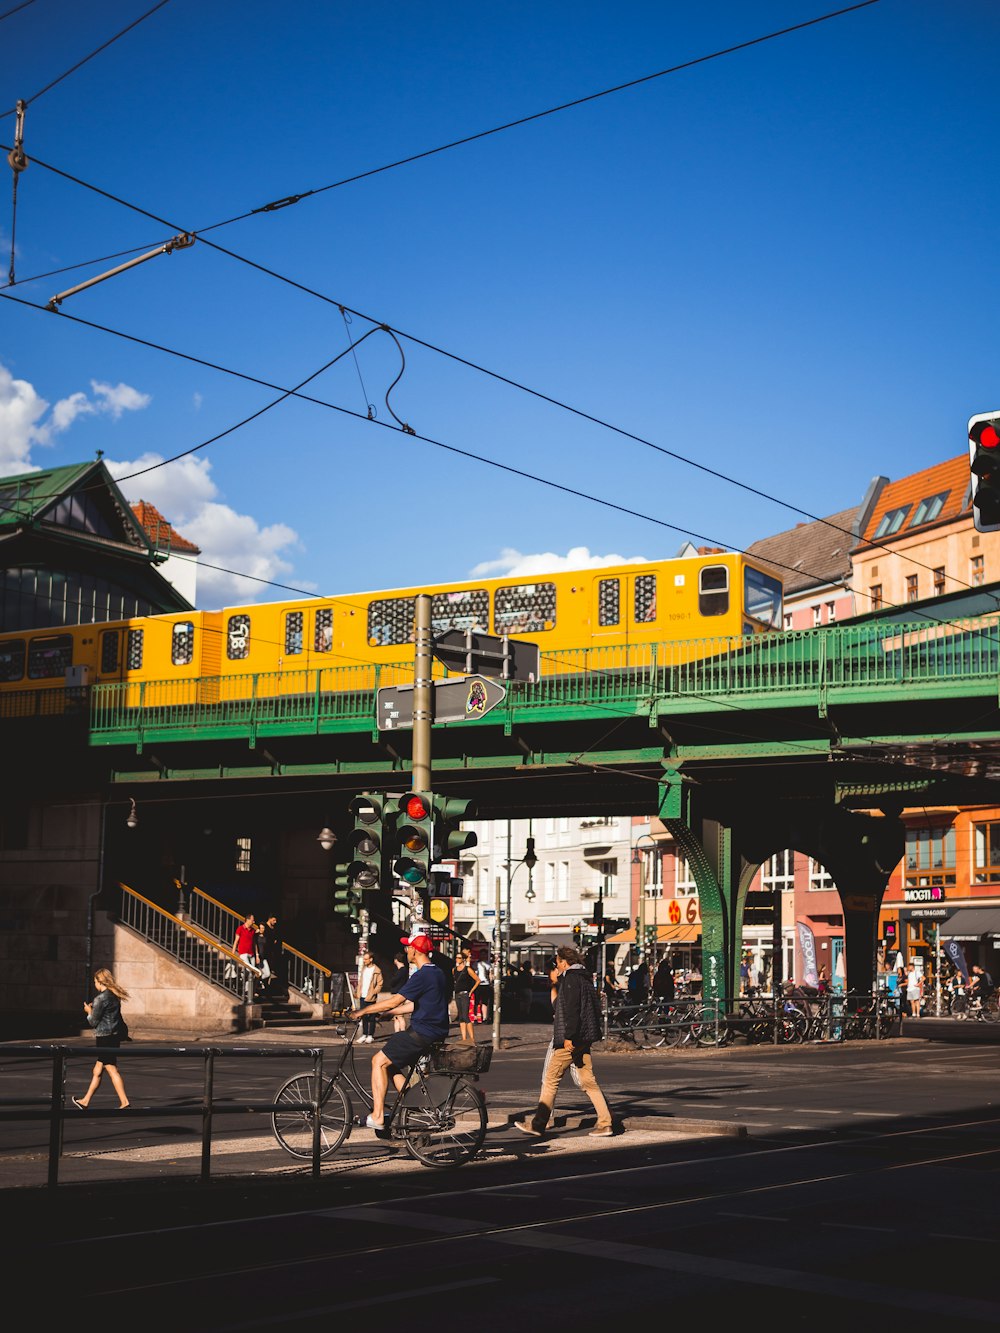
[940,908,1000,941]
[606,923,701,945]
[510,933,577,950]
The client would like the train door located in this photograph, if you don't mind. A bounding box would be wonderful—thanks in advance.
[94,626,128,683]
[592,573,627,646]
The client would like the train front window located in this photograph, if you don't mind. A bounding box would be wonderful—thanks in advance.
[368,597,415,647]
[285,611,303,655]
[100,631,119,673]
[744,566,782,628]
[0,638,25,682]
[598,579,620,627]
[173,621,195,666]
[226,615,250,660]
[698,565,729,617]
[27,634,73,678]
[431,589,489,635]
[494,582,556,634]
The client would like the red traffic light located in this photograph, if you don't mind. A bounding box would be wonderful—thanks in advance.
[403,794,429,821]
[971,421,1000,450]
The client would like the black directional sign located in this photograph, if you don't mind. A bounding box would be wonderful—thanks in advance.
[432,629,539,683]
[377,674,507,731]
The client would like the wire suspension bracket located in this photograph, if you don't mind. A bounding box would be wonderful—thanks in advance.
[46,230,195,311]
[7,98,27,285]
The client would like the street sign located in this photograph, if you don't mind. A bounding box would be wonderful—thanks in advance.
[377,675,507,731]
[481,909,506,917]
[432,629,540,683]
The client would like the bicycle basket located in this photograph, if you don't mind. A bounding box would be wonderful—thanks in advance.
[431,1042,493,1074]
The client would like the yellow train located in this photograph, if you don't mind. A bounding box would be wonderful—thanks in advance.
[0,552,782,709]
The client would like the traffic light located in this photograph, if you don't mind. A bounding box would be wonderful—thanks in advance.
[392,791,434,890]
[332,859,362,920]
[431,794,478,858]
[968,412,1000,532]
[332,793,391,921]
[573,923,582,943]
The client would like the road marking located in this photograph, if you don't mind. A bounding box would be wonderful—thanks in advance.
[822,1222,893,1233]
[717,1211,789,1222]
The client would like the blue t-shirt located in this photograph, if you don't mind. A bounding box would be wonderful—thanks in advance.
[399,960,450,1040]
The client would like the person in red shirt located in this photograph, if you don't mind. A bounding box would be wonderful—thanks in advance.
[232,913,262,983]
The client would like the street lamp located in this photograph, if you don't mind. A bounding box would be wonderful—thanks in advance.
[632,832,658,965]
[492,825,537,1052]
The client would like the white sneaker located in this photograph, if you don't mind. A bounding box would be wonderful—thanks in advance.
[365,1114,384,1130]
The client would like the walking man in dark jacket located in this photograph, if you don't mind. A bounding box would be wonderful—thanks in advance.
[516,946,615,1139]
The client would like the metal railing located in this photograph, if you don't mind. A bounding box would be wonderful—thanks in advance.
[187,886,330,1004]
[0,1043,327,1185]
[85,614,1000,739]
[119,883,257,1002]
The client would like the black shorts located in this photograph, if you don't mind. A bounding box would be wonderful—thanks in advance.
[381,1028,436,1072]
[96,1034,120,1066]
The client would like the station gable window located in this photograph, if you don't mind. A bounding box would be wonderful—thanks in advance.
[873,505,912,539]
[973,821,1000,884]
[904,825,956,887]
[431,588,489,635]
[367,596,414,647]
[634,574,657,623]
[698,565,729,617]
[0,637,25,682]
[172,621,195,667]
[226,614,250,660]
[314,608,333,652]
[235,836,252,873]
[598,578,620,627]
[284,610,303,655]
[27,634,73,678]
[494,582,556,634]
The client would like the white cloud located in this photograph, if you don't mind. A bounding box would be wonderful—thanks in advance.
[106,452,309,608]
[0,361,151,475]
[469,545,649,579]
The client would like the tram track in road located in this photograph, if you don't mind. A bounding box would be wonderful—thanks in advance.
[26,1111,1000,1322]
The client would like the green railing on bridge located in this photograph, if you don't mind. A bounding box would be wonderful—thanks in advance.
[85,616,1000,744]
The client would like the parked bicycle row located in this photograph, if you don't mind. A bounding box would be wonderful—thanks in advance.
[606,989,902,1047]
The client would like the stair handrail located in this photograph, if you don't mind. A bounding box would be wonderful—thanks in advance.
[118,882,257,1000]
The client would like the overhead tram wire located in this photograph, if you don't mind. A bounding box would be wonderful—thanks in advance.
[0,0,173,119]
[0,0,38,22]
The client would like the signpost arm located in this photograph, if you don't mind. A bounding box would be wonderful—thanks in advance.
[413,594,432,792]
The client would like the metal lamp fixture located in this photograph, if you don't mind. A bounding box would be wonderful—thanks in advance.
[317,827,337,852]
[126,798,138,830]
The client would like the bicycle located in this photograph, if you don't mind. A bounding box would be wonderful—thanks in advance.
[952,993,1000,1023]
[271,1019,490,1168]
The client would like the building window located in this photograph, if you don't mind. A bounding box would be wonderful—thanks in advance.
[904,826,956,887]
[783,614,793,630]
[557,860,570,901]
[870,584,883,611]
[808,859,834,891]
[826,601,836,622]
[906,574,919,602]
[933,567,945,597]
[641,849,663,899]
[544,862,555,902]
[235,836,252,873]
[971,555,985,587]
[761,849,795,893]
[812,605,822,628]
[973,821,1000,884]
[873,506,912,539]
[909,491,949,527]
[598,859,617,898]
[675,854,695,898]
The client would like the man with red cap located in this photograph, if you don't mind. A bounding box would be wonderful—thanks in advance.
[356,932,451,1130]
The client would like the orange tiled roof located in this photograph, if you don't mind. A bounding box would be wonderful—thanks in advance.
[855,454,970,548]
[130,500,200,555]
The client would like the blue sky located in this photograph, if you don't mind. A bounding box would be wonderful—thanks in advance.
[1,1,998,606]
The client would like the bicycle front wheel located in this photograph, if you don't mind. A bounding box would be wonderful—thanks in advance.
[272,1073,351,1160]
[399,1075,487,1168]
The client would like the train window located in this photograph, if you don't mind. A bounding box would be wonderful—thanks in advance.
[634,575,657,623]
[598,579,620,627]
[226,615,250,660]
[314,608,333,652]
[285,611,303,655]
[172,621,195,666]
[100,631,119,673]
[27,634,73,679]
[744,566,782,628]
[494,582,556,634]
[431,589,489,635]
[698,566,729,617]
[127,629,144,670]
[0,638,25,682]
[367,597,415,647]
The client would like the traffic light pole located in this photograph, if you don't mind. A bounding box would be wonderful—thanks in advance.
[412,594,432,794]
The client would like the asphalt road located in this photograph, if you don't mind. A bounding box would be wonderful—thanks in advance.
[5,1024,1000,1321]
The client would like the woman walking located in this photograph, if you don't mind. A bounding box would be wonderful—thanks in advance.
[72,968,131,1109]
[453,949,480,1042]
[357,951,383,1043]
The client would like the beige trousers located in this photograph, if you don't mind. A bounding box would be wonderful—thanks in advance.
[530,1045,612,1132]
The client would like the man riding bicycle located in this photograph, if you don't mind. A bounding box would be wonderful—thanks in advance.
[355,933,450,1131]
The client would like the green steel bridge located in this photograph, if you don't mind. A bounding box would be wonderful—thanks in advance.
[13,615,1000,1005]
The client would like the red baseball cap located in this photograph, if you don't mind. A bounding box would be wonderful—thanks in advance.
[401,933,433,955]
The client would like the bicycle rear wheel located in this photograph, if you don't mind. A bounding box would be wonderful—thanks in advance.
[398,1075,487,1167]
[272,1073,351,1159]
